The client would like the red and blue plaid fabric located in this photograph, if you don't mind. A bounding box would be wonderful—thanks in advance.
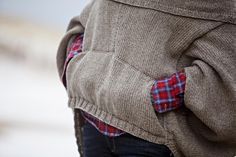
[150,71,186,113]
[61,34,84,88]
[61,33,186,137]
[80,110,126,136]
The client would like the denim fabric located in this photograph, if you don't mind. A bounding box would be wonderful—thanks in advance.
[82,121,174,157]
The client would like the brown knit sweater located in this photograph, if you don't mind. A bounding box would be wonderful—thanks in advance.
[56,0,236,156]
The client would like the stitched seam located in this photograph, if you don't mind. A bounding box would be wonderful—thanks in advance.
[111,2,122,52]
[110,0,235,17]
[81,49,114,53]
[114,56,154,81]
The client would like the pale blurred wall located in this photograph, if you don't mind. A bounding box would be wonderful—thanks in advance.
[0,0,89,29]
[0,1,90,157]
[0,0,90,69]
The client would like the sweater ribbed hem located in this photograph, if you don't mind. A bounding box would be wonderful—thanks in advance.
[68,96,181,157]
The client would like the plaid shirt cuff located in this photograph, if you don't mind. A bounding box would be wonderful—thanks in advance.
[61,33,84,88]
[150,70,186,113]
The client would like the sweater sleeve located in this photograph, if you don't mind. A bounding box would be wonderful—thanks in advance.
[182,23,236,143]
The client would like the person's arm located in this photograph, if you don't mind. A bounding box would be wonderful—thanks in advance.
[176,23,236,143]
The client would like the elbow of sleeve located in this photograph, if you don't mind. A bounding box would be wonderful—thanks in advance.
[183,62,236,143]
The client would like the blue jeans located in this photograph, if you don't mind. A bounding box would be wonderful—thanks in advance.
[82,121,174,157]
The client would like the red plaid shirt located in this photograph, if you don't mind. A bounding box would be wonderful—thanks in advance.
[61,33,186,137]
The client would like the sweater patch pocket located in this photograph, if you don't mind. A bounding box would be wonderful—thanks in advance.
[66,51,114,103]
[98,57,166,136]
[66,50,166,136]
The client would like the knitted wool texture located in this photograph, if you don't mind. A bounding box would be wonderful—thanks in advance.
[56,0,236,156]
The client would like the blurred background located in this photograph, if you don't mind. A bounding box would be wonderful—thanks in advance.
[0,0,90,156]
